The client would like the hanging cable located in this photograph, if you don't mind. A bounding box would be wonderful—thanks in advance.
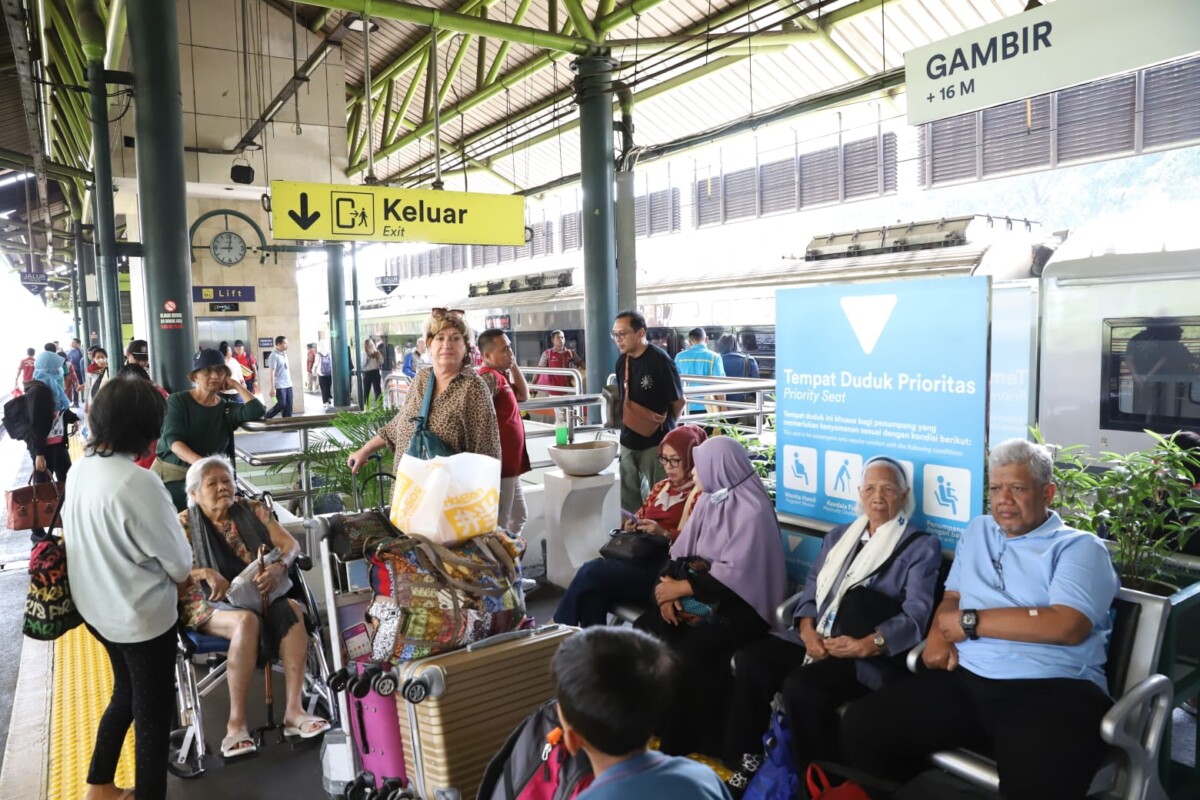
[292,1,303,135]
[364,13,378,182]
[429,26,443,189]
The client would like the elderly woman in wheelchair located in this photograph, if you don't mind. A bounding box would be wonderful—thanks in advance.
[178,456,330,759]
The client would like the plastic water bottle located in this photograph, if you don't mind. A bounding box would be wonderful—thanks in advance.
[555,408,570,446]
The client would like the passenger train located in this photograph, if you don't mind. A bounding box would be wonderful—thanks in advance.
[354,211,1200,455]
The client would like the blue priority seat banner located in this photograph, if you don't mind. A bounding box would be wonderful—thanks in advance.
[775,276,990,549]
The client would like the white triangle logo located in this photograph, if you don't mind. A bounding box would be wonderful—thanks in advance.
[786,534,806,554]
[839,295,898,356]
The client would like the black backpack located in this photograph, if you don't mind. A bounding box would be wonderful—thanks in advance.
[3,394,29,441]
[477,699,593,800]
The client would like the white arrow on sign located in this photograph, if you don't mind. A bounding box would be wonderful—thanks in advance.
[839,294,898,356]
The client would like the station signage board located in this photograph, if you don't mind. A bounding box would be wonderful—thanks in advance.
[258,337,274,349]
[905,0,1200,124]
[20,270,48,295]
[209,302,240,312]
[774,277,990,549]
[193,285,256,302]
[270,180,526,246]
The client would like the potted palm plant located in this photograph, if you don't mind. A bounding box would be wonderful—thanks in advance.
[1044,430,1200,594]
[270,400,397,512]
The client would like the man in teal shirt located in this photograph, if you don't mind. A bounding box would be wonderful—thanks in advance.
[674,328,725,415]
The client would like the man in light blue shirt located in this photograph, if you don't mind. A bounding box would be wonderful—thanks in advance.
[674,328,725,415]
[842,439,1118,800]
[555,628,731,800]
[264,335,293,419]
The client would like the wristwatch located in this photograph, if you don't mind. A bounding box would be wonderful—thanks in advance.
[872,630,887,655]
[960,609,980,640]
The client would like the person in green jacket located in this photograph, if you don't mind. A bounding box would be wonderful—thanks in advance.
[153,348,265,509]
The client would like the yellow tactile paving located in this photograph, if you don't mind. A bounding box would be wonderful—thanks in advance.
[50,625,137,799]
[48,434,136,798]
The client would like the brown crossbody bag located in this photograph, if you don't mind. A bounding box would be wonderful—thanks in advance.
[622,355,668,437]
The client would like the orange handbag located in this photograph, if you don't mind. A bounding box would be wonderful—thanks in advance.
[5,475,61,531]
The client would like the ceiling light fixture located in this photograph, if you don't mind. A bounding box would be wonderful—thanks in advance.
[344,14,380,33]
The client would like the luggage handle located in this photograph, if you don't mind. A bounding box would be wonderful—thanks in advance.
[465,624,561,653]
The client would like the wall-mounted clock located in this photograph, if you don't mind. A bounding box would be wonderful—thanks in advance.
[211,230,247,266]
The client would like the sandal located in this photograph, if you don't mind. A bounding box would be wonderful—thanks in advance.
[283,715,330,740]
[220,731,257,759]
[116,790,135,800]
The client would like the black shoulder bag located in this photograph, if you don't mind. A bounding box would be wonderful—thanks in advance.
[830,532,929,639]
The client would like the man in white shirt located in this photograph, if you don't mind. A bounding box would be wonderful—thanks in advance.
[264,336,293,418]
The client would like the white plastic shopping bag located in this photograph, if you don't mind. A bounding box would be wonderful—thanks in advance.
[389,452,501,545]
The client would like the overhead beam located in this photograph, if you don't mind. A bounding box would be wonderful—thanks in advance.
[483,0,539,86]
[303,0,594,55]
[559,0,598,43]
[438,33,474,106]
[385,49,429,147]
[606,29,816,57]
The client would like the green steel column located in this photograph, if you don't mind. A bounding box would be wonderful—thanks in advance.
[127,0,196,392]
[70,222,83,343]
[350,243,364,405]
[573,56,618,394]
[80,233,100,348]
[327,244,351,408]
[88,60,123,360]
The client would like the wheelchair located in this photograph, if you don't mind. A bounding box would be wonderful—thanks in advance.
[168,546,337,778]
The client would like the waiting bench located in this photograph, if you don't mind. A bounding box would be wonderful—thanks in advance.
[776,588,1173,800]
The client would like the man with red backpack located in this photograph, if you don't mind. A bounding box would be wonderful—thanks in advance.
[535,331,584,392]
[232,340,258,394]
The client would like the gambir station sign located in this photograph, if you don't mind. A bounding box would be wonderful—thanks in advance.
[905,0,1200,125]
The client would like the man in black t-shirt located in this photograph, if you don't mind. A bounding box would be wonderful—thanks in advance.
[612,310,685,512]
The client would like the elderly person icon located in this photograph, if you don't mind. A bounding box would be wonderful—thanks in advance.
[721,455,941,793]
[177,456,329,758]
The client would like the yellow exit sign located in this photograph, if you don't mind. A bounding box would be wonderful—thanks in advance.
[270,180,526,246]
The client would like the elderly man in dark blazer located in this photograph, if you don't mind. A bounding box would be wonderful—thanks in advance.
[720,455,942,794]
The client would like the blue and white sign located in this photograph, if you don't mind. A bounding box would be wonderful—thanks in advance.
[775,277,990,548]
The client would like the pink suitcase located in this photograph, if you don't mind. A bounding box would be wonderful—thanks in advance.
[344,662,407,791]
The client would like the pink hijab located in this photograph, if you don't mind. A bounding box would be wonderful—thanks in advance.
[670,436,788,626]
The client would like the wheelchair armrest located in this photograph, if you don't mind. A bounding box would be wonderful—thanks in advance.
[775,591,804,629]
[1100,673,1173,798]
[906,639,928,673]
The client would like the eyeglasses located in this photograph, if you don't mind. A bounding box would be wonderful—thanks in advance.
[611,329,634,341]
[432,307,465,319]
[657,456,683,467]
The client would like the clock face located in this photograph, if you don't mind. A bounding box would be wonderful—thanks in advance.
[211,231,247,266]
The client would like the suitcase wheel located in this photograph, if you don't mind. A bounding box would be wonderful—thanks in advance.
[329,666,352,694]
[345,772,376,800]
[372,669,398,698]
[401,677,429,705]
[379,778,413,800]
[350,665,381,699]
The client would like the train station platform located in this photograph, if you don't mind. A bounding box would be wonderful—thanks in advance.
[1,408,1195,800]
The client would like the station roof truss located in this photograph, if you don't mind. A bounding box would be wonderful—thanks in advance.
[0,0,1039,292]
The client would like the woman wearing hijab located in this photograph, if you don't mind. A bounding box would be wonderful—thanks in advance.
[721,456,940,793]
[554,425,708,628]
[21,351,78,543]
[635,436,788,757]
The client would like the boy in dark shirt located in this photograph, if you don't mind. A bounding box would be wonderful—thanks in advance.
[555,627,731,800]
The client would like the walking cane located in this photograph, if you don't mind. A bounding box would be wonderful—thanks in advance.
[257,545,277,742]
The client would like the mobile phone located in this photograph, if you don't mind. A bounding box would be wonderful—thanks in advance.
[620,508,638,524]
[342,623,373,662]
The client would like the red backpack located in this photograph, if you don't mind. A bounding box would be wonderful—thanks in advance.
[478,700,594,800]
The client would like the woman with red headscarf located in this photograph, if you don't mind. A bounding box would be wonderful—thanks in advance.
[554,425,707,628]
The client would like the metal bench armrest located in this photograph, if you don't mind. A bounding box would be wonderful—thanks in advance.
[1100,673,1173,800]
[906,639,928,673]
[775,591,803,629]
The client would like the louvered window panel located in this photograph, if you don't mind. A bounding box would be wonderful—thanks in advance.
[561,211,581,250]
[418,252,431,277]
[799,147,838,207]
[1144,56,1200,149]
[632,195,649,238]
[529,222,546,257]
[981,96,1051,176]
[1057,74,1135,163]
[882,132,898,193]
[694,175,722,227]
[452,245,465,271]
[542,221,555,255]
[498,245,515,263]
[647,188,680,234]
[929,115,978,184]
[482,245,499,265]
[917,125,929,187]
[723,167,757,220]
[843,137,881,199]
[759,157,796,215]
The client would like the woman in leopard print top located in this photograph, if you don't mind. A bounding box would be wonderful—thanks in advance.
[348,311,501,468]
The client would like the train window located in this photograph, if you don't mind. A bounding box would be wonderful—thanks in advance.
[1102,317,1200,434]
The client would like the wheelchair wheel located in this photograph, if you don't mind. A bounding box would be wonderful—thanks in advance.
[167,727,207,779]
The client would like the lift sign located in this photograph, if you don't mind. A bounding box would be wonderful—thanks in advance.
[904,0,1200,125]
[270,180,526,246]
